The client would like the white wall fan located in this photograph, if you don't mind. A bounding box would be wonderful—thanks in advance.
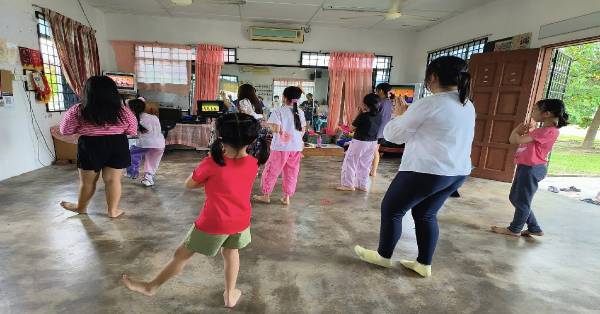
[323,0,440,22]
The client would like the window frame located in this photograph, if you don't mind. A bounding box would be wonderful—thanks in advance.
[299,52,393,86]
[35,11,78,113]
[423,37,488,97]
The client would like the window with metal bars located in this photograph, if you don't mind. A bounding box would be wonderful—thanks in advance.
[36,11,79,112]
[300,52,392,86]
[423,37,488,97]
[543,49,572,100]
[223,48,237,64]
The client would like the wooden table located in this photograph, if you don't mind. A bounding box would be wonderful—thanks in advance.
[302,144,345,157]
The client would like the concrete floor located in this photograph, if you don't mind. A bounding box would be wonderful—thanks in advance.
[1,151,599,314]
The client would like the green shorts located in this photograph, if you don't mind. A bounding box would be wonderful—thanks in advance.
[183,225,251,257]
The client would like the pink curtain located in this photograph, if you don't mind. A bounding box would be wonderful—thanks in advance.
[195,44,224,102]
[326,52,374,135]
[44,9,100,97]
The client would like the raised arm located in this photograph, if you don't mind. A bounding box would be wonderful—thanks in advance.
[59,105,81,135]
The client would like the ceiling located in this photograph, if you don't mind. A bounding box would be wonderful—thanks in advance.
[86,0,497,30]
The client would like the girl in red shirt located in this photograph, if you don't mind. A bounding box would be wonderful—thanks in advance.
[122,113,268,308]
[492,99,569,237]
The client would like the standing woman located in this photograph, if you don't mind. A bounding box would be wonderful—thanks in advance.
[59,76,138,218]
[354,56,475,277]
[236,84,263,120]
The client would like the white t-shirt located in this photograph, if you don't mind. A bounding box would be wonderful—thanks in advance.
[268,106,306,152]
[238,98,263,120]
[383,91,475,176]
[137,113,166,149]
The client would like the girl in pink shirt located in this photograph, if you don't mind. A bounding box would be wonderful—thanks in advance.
[492,99,569,237]
[126,98,165,187]
[122,113,269,309]
[59,76,137,218]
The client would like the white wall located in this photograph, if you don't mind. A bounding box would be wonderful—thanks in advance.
[0,0,109,181]
[102,13,417,83]
[408,0,600,82]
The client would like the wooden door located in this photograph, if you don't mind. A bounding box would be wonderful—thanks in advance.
[469,49,543,182]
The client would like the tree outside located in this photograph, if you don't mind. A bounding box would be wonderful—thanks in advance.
[561,42,600,149]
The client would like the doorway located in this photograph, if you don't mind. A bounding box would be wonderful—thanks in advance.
[537,40,600,203]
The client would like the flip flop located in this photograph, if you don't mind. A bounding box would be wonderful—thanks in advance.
[548,186,559,193]
[252,195,271,204]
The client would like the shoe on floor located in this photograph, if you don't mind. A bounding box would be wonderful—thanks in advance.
[353,245,392,268]
[141,173,154,187]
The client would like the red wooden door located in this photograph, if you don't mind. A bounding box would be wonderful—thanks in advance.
[469,49,543,182]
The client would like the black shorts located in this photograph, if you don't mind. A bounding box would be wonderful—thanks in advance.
[378,138,385,144]
[77,134,131,172]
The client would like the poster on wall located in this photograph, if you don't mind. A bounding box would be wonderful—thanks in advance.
[0,38,19,70]
[484,32,532,52]
[19,47,44,71]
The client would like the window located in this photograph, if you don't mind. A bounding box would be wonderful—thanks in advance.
[135,45,193,84]
[300,52,330,68]
[423,37,488,96]
[273,79,315,103]
[426,37,487,65]
[223,48,237,64]
[219,74,238,83]
[36,11,78,112]
[373,56,392,86]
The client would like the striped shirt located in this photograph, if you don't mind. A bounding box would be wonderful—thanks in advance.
[60,104,138,136]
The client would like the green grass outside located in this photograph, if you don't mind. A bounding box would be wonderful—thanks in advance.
[548,134,600,176]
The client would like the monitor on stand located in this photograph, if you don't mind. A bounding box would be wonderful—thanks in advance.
[196,100,225,123]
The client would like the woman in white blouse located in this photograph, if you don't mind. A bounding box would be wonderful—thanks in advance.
[236,84,263,120]
[354,56,476,278]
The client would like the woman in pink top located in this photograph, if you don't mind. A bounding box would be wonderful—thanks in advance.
[492,99,569,237]
[59,76,137,218]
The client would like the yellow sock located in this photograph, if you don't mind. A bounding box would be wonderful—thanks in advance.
[400,260,431,277]
[354,245,392,268]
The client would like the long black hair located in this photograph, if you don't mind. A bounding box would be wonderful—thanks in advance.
[128,98,148,133]
[210,113,269,166]
[425,56,471,104]
[238,84,263,114]
[536,99,569,128]
[363,93,380,116]
[80,76,125,125]
[283,86,303,131]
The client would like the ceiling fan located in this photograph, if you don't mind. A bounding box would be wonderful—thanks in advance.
[324,0,439,21]
[170,0,246,5]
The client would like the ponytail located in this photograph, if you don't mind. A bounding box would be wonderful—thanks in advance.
[458,71,471,105]
[558,111,569,128]
[292,99,302,131]
[210,137,225,166]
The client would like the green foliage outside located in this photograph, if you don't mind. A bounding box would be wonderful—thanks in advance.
[561,43,600,128]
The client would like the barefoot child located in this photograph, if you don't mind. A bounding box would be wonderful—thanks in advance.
[253,86,306,206]
[122,113,268,308]
[126,98,165,187]
[59,76,137,218]
[337,93,382,192]
[492,99,569,237]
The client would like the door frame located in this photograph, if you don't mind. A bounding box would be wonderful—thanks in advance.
[533,35,600,107]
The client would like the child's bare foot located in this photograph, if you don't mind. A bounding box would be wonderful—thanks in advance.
[336,186,355,191]
[109,209,125,218]
[356,187,368,192]
[280,196,290,205]
[521,230,544,237]
[490,226,520,237]
[60,201,87,214]
[223,289,242,308]
[252,195,271,204]
[122,274,156,297]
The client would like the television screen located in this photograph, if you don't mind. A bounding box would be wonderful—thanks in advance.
[104,72,136,91]
[389,85,415,103]
[197,100,225,116]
